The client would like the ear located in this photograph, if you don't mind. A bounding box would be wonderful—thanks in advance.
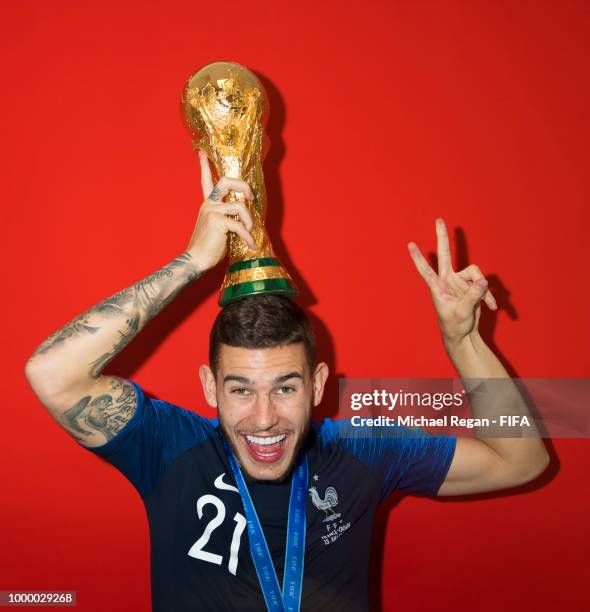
[312,362,329,407]
[199,365,218,408]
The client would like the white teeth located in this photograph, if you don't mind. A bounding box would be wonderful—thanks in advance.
[245,434,286,446]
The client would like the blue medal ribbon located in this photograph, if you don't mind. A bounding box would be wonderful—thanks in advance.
[223,439,307,612]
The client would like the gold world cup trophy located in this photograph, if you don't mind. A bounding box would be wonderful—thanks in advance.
[181,61,298,306]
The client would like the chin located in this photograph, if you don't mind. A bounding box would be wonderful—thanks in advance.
[242,459,294,482]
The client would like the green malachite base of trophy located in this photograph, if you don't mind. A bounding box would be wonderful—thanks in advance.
[219,257,298,306]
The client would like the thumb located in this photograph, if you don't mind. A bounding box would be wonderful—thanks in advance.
[456,278,488,318]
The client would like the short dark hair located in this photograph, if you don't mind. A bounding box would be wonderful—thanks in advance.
[209,295,316,376]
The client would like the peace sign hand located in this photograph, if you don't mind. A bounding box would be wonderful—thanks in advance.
[407,218,498,345]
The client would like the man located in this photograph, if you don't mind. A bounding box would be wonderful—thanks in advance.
[25,150,549,611]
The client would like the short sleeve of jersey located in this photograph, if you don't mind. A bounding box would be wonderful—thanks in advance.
[81,380,215,499]
[317,419,456,500]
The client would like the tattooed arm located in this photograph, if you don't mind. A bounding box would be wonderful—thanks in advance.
[25,253,201,446]
[25,153,256,448]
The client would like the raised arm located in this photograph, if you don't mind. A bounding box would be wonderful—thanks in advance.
[25,151,256,447]
[407,218,550,495]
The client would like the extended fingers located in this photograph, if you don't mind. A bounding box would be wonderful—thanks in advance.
[436,218,453,275]
[407,242,439,291]
[457,264,498,310]
[198,150,214,199]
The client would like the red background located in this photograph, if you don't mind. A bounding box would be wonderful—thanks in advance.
[3,1,589,610]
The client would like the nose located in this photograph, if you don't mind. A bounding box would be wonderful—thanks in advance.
[250,393,279,431]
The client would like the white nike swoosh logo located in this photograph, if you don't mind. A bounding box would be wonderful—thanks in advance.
[214,473,239,493]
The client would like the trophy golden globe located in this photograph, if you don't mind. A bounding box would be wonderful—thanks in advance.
[181,61,298,306]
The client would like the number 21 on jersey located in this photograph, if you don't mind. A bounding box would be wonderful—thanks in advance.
[187,475,247,576]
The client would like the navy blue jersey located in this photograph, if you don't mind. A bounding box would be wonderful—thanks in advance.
[84,381,456,611]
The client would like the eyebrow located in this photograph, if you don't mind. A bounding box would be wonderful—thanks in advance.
[223,372,303,385]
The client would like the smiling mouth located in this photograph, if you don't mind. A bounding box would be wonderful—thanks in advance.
[241,433,289,463]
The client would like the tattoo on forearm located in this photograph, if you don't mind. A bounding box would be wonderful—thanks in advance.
[33,252,202,376]
[60,377,137,444]
[88,313,141,378]
[33,317,100,355]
